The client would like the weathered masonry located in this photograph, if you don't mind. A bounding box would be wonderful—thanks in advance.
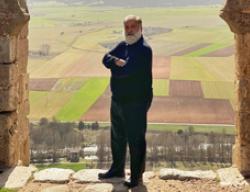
[1,0,250,177]
[220,0,250,177]
[0,0,30,168]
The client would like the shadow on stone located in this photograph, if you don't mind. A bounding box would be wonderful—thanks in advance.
[0,168,15,188]
[131,184,148,192]
[0,166,35,189]
[246,179,250,185]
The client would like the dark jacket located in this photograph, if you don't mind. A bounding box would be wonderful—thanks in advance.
[102,36,153,103]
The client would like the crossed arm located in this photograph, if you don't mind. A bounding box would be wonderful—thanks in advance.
[102,43,152,76]
[102,43,126,69]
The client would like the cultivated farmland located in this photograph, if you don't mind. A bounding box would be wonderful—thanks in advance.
[28,3,236,129]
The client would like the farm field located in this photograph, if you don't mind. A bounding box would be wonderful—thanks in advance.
[28,2,236,130]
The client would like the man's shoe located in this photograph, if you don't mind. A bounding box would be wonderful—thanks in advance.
[98,171,125,179]
[123,177,143,188]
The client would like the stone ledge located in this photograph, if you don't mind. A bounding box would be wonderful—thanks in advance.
[34,168,75,183]
[159,168,217,181]
[1,167,249,190]
[0,165,37,189]
[216,167,249,187]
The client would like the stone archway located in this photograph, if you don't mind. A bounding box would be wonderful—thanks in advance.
[0,0,250,176]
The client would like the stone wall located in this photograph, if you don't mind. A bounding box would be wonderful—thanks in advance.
[0,0,30,168]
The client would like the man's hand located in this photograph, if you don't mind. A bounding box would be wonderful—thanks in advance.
[115,58,126,67]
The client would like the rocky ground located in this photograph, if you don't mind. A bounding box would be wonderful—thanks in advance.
[1,167,250,192]
[18,178,250,192]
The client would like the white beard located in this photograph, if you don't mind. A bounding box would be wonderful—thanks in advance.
[123,30,142,45]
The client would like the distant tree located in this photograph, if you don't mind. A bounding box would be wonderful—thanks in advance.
[188,126,194,135]
[78,121,85,130]
[49,117,60,163]
[30,122,35,128]
[177,129,184,135]
[91,121,99,130]
[96,130,106,168]
[39,117,49,127]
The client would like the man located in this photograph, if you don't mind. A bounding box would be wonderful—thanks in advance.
[98,15,153,188]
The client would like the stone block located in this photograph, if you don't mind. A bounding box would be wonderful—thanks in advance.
[17,38,28,73]
[159,168,217,180]
[235,99,250,113]
[0,112,19,167]
[235,79,250,99]
[18,116,29,136]
[235,34,250,77]
[0,166,34,189]
[0,63,17,88]
[0,0,30,36]
[34,168,75,183]
[235,112,250,145]
[19,23,29,39]
[0,86,18,112]
[237,146,250,176]
[220,11,250,34]
[235,79,250,112]
[19,133,30,166]
[221,0,250,12]
[0,36,17,64]
[0,64,19,112]
[216,167,248,187]
[18,99,29,116]
[17,73,29,104]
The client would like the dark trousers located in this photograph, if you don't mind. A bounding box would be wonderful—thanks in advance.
[109,96,152,181]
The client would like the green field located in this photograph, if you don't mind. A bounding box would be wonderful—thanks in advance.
[55,77,109,121]
[86,121,235,134]
[196,56,235,81]
[201,81,234,99]
[29,91,74,120]
[170,57,220,81]
[52,77,86,91]
[97,122,235,135]
[147,123,235,134]
[30,48,84,78]
[153,79,169,96]
[0,189,16,192]
[185,43,231,57]
[35,162,87,171]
